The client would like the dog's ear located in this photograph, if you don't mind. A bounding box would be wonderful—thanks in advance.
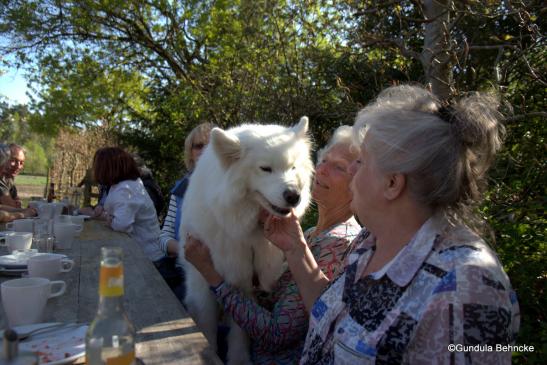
[211,128,241,168]
[292,116,309,138]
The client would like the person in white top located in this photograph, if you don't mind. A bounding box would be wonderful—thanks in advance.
[92,147,164,262]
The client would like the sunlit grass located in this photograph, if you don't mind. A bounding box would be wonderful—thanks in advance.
[15,174,47,186]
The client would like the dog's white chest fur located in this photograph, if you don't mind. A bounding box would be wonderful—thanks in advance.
[180,117,313,364]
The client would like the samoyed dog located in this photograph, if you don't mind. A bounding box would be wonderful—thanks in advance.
[180,117,313,364]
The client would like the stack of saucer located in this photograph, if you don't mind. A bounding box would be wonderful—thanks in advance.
[0,250,39,276]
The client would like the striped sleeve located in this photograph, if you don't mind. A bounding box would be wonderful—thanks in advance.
[159,194,178,253]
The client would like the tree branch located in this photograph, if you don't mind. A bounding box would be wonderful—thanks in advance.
[504,112,547,122]
[353,1,402,17]
[359,33,421,61]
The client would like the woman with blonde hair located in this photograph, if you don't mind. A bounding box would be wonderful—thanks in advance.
[265,85,519,364]
[158,122,215,301]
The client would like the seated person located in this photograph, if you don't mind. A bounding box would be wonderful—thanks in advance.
[91,147,163,260]
[0,143,26,208]
[160,122,215,256]
[158,122,214,301]
[263,85,519,364]
[184,126,361,363]
[132,153,165,218]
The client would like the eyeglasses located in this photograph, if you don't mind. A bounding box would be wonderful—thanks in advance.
[9,158,24,167]
[192,143,205,150]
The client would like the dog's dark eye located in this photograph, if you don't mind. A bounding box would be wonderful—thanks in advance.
[260,166,272,173]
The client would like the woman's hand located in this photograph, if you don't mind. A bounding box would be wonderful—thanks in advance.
[184,235,223,287]
[93,205,104,218]
[263,209,307,253]
[22,207,37,217]
[105,212,113,226]
[12,212,25,220]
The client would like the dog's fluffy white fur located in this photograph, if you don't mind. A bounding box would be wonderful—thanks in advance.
[179,117,313,364]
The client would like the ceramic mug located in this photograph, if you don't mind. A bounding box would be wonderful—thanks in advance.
[27,254,74,280]
[38,203,64,219]
[1,277,66,326]
[5,218,34,233]
[0,232,33,252]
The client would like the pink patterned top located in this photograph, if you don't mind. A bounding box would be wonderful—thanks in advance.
[212,217,361,364]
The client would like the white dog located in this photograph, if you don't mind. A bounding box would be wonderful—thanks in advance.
[180,117,313,364]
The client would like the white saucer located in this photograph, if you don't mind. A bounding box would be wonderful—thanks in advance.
[0,322,87,365]
[0,253,67,269]
[0,266,27,276]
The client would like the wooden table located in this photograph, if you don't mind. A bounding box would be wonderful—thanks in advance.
[0,220,221,365]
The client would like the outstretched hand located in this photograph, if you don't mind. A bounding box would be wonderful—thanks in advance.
[263,209,306,252]
[184,234,223,287]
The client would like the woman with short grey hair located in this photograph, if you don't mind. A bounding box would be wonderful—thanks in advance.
[264,85,519,364]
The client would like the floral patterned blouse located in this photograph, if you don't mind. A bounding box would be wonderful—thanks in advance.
[212,217,361,364]
[301,214,520,364]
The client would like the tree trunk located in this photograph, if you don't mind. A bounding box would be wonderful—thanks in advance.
[421,0,453,100]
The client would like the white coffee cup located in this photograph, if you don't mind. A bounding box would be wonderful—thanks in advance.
[1,277,66,326]
[53,223,82,250]
[28,254,74,280]
[38,203,64,219]
[0,232,33,252]
[5,218,34,233]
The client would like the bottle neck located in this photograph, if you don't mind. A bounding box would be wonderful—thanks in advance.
[97,294,125,315]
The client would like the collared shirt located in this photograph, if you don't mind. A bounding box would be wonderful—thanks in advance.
[104,178,164,262]
[0,175,17,199]
[301,214,519,364]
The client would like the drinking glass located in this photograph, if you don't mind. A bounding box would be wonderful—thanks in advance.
[34,234,54,253]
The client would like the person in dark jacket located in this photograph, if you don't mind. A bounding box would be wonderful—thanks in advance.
[132,153,165,218]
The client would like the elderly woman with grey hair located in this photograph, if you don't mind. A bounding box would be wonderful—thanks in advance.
[0,143,36,222]
[264,85,519,364]
[184,125,362,364]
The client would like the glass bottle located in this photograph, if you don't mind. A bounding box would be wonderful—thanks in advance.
[85,247,136,365]
[46,183,56,203]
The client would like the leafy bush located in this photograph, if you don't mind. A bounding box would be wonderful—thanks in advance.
[22,140,48,175]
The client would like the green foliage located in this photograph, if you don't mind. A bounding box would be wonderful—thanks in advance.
[21,138,48,175]
[485,111,546,363]
[1,102,55,173]
[27,54,153,135]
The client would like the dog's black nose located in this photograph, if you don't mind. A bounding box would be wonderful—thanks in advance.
[283,189,301,207]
